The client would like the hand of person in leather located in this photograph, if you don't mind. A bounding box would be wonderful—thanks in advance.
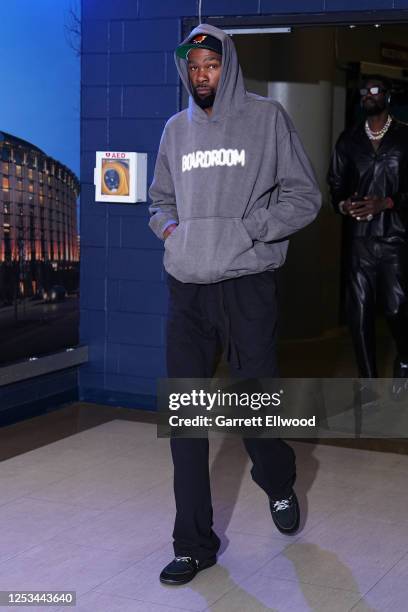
[163,223,178,240]
[341,196,359,215]
[347,195,388,220]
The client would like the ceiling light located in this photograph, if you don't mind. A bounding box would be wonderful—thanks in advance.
[224,27,291,35]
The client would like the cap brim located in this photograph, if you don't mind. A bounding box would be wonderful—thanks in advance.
[176,43,222,59]
[175,44,196,59]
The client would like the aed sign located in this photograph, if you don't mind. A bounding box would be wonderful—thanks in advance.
[105,152,127,159]
[94,151,147,203]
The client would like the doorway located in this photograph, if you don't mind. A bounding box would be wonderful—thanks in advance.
[233,24,408,338]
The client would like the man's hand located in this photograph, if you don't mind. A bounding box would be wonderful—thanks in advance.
[345,195,388,221]
[163,223,178,240]
[341,196,358,215]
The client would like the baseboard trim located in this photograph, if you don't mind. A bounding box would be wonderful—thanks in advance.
[80,387,157,411]
[0,387,78,427]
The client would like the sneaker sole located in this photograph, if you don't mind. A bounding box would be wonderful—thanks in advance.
[272,514,300,535]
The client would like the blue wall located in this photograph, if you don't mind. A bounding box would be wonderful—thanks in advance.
[80,0,408,408]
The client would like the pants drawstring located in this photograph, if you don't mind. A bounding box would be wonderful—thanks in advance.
[218,282,241,370]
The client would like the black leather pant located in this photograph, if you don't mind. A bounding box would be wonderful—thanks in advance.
[346,237,408,377]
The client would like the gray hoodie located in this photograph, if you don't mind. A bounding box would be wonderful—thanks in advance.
[149,23,321,284]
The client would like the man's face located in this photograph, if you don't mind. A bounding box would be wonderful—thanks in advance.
[361,80,388,116]
[187,48,222,110]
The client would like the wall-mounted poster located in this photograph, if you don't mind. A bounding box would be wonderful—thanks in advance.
[94,151,147,203]
[0,0,81,368]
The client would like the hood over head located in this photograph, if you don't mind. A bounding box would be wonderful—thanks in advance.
[174,24,247,122]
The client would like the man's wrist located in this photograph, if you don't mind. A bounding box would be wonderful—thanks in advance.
[162,220,178,239]
[163,224,178,239]
[385,197,394,210]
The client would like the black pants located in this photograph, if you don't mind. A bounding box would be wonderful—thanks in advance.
[346,237,408,377]
[166,271,296,562]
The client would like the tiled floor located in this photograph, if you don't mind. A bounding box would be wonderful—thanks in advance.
[0,419,407,611]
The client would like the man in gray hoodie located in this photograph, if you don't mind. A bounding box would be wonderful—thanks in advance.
[149,24,321,585]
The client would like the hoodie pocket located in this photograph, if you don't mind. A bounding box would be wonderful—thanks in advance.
[164,217,258,283]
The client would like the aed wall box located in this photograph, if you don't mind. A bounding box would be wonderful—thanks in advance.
[94,151,148,203]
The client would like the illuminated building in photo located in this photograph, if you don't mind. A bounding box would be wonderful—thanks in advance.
[0,131,80,300]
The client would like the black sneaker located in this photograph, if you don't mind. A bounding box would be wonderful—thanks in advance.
[269,491,300,535]
[159,555,216,585]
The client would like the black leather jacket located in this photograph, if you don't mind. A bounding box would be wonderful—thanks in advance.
[327,117,408,238]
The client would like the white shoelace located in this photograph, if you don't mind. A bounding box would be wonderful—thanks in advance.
[175,556,192,562]
[273,499,290,512]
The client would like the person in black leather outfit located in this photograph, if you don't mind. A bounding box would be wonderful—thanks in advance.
[328,75,408,391]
